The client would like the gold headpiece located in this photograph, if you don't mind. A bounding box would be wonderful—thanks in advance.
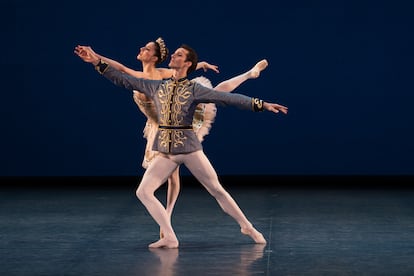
[155,37,167,61]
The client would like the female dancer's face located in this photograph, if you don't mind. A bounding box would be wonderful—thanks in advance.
[137,42,157,64]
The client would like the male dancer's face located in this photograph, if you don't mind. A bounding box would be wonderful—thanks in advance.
[168,48,190,71]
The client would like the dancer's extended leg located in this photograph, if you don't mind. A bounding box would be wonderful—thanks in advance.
[183,150,266,244]
[214,59,268,92]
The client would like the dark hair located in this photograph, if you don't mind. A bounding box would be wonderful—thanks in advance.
[153,37,169,65]
[180,44,198,75]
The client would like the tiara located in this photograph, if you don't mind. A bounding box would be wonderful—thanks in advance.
[155,37,167,61]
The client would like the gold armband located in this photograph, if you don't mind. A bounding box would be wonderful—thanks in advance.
[94,59,109,75]
[252,98,264,112]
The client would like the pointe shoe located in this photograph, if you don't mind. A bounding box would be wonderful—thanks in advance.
[249,59,268,78]
[241,227,267,244]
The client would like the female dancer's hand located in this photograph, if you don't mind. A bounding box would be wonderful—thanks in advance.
[198,61,220,73]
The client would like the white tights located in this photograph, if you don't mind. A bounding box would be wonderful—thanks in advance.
[136,150,265,247]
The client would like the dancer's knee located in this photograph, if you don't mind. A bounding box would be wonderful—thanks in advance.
[209,184,226,198]
[136,184,151,201]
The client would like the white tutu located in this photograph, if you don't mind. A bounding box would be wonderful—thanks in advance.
[133,91,160,169]
[191,76,217,142]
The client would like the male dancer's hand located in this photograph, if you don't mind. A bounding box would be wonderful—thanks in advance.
[74,45,100,65]
[263,102,288,114]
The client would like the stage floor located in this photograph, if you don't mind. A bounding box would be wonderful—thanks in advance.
[1,177,414,275]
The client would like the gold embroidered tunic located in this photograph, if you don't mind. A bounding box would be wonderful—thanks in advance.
[101,66,263,154]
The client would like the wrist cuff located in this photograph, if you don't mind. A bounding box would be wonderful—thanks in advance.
[252,98,264,112]
[95,59,109,75]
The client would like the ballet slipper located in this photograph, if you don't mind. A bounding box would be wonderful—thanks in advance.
[241,227,267,244]
[248,59,268,79]
[148,237,179,249]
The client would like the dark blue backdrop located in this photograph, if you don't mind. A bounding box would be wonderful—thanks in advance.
[2,0,413,176]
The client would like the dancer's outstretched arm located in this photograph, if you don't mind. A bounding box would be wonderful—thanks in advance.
[75,45,146,78]
[214,59,268,92]
[157,61,219,77]
[75,45,219,79]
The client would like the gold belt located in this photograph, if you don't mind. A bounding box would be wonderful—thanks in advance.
[158,125,193,130]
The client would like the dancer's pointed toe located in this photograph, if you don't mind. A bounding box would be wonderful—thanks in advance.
[249,59,268,78]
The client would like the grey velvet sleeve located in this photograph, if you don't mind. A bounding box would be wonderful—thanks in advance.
[193,83,262,111]
[102,67,161,98]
